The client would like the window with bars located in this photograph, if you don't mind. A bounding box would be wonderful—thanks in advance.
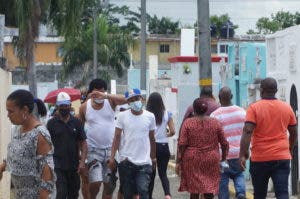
[159,44,170,53]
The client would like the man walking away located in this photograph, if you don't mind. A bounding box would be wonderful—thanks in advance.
[210,87,246,199]
[239,77,297,199]
[183,86,219,119]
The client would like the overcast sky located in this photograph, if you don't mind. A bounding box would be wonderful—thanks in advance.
[110,0,300,34]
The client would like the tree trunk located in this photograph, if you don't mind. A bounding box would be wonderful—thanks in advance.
[27,52,37,97]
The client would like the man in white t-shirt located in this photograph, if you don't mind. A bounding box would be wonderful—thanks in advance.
[108,88,156,199]
[78,79,126,199]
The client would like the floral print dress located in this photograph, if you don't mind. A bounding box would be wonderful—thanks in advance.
[7,125,56,199]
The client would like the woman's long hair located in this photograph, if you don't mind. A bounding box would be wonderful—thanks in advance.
[146,92,165,125]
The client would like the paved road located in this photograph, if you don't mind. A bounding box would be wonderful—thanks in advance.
[79,174,298,199]
[79,174,189,199]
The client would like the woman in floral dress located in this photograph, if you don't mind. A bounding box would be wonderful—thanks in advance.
[0,89,56,199]
[176,98,229,199]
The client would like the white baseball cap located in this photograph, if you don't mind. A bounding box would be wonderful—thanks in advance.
[56,92,71,106]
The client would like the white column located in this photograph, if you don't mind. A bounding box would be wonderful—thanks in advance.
[0,68,11,199]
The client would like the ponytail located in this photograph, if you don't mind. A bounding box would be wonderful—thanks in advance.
[34,98,47,117]
[7,90,47,117]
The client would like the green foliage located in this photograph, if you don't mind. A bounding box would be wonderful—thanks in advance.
[253,11,300,34]
[195,14,238,38]
[148,15,180,34]
[256,17,279,34]
[13,0,50,67]
[0,0,17,26]
[104,6,180,35]
[246,29,257,35]
[60,15,132,81]
[49,0,84,38]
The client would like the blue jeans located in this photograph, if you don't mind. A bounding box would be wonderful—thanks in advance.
[250,160,290,199]
[118,160,152,199]
[219,158,246,199]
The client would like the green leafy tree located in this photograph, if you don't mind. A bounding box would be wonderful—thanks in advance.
[1,0,85,95]
[148,15,180,34]
[105,6,180,35]
[295,12,300,25]
[246,29,257,35]
[0,0,17,26]
[194,14,238,38]
[252,11,300,34]
[12,0,50,96]
[256,17,280,34]
[60,15,131,84]
[49,0,85,39]
[272,11,295,29]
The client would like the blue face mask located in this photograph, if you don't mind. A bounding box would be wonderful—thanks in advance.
[129,100,143,112]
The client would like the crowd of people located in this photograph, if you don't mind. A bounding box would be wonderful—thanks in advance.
[0,77,297,199]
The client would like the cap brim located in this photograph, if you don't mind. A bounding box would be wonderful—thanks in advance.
[56,100,71,106]
[126,94,142,100]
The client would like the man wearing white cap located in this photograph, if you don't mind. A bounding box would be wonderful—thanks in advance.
[47,92,87,199]
[108,88,156,199]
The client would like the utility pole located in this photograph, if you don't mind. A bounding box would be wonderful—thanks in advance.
[93,5,98,79]
[140,0,147,90]
[197,0,212,89]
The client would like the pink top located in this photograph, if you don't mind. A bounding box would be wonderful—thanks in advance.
[210,105,246,159]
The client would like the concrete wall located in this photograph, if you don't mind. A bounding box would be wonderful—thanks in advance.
[11,64,128,93]
[266,25,300,195]
[129,37,219,67]
[129,39,180,65]
[3,41,62,70]
[0,68,11,199]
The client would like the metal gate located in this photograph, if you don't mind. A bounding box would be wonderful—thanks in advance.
[290,84,298,195]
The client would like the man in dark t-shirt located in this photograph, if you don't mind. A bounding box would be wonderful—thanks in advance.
[47,92,87,199]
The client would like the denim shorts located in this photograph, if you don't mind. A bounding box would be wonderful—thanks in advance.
[87,147,112,183]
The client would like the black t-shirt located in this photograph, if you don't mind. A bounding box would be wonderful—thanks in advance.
[47,115,86,170]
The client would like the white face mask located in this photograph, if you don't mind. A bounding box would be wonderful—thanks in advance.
[94,99,104,104]
[129,100,143,112]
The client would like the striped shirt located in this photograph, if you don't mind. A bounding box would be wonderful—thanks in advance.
[210,105,246,159]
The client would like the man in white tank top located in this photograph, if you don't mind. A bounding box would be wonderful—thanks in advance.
[78,79,126,199]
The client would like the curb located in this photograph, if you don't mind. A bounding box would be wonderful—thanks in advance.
[168,162,254,199]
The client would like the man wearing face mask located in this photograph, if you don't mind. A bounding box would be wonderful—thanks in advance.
[78,79,127,199]
[108,88,156,199]
[47,92,88,199]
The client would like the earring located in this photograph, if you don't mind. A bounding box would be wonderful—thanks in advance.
[22,113,28,120]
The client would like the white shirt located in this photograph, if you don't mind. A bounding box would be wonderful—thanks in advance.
[85,99,115,149]
[155,111,172,143]
[116,109,156,165]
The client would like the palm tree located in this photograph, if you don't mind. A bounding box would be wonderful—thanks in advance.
[60,15,131,85]
[49,0,84,39]
[13,0,50,96]
[2,0,84,96]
